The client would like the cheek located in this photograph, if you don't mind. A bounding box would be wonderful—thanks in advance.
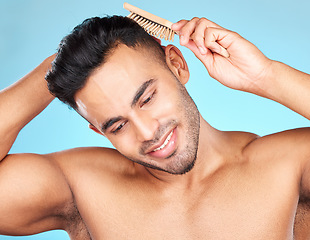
[157,86,180,116]
[109,134,138,155]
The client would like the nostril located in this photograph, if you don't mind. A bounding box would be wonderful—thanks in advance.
[134,118,159,142]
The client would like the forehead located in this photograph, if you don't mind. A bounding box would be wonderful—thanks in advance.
[74,45,164,124]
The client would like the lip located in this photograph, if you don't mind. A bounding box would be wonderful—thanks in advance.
[147,127,177,159]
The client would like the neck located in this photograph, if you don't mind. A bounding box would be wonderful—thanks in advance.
[143,115,227,186]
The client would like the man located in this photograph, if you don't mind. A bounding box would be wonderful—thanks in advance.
[0,15,309,239]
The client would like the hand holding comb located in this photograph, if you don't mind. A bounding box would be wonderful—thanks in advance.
[123,2,230,58]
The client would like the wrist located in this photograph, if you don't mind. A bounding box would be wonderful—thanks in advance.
[253,59,281,101]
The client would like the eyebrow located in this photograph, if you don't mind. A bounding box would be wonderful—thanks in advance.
[131,79,155,107]
[101,116,123,132]
[101,79,156,133]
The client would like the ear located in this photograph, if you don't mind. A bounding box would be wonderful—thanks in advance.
[165,45,189,85]
[88,123,105,136]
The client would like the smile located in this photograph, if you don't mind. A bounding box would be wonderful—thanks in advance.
[152,130,173,152]
[147,128,177,159]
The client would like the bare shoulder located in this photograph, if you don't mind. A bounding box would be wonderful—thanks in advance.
[49,146,130,169]
[0,153,74,235]
[243,127,310,161]
[241,127,310,186]
[48,146,134,181]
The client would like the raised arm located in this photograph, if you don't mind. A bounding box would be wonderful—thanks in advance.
[0,55,55,161]
[0,56,74,235]
[171,18,310,120]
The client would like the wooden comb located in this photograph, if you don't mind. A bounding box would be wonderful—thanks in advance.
[123,2,230,58]
[124,2,176,42]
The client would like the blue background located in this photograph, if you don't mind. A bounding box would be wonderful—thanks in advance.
[0,0,309,239]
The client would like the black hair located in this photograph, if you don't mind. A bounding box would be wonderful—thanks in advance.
[45,15,166,109]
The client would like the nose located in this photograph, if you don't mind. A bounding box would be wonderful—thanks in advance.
[132,113,159,142]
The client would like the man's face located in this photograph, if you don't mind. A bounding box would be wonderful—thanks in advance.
[75,44,200,175]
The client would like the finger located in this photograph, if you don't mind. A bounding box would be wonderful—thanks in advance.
[184,40,214,71]
[171,20,188,31]
[184,40,210,59]
[198,18,224,29]
[172,18,224,30]
[190,18,211,55]
[204,27,230,58]
[177,17,200,46]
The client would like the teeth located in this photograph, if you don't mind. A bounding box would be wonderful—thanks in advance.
[153,130,173,152]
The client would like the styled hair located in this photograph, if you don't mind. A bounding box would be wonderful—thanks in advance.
[46,15,166,109]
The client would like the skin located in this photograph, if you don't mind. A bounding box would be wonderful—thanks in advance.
[0,17,310,239]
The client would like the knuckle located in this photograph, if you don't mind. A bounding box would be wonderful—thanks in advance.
[178,19,188,24]
[191,32,204,43]
[231,30,240,37]
[197,17,207,23]
[204,27,212,36]
[204,38,213,48]
[179,28,190,37]
[191,17,200,22]
[204,42,212,49]
[193,40,204,48]
[192,39,205,50]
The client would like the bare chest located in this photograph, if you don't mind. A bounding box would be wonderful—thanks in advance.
[71,169,300,240]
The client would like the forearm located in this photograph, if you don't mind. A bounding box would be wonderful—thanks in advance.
[263,61,310,120]
[0,55,55,160]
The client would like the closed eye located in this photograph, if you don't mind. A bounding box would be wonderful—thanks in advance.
[140,90,156,108]
[111,121,127,134]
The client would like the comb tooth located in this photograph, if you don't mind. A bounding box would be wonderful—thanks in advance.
[165,28,170,41]
[168,29,173,41]
[161,27,166,39]
[140,19,149,27]
[140,18,147,25]
[133,14,140,21]
[155,27,160,38]
[136,17,144,24]
[171,30,175,42]
[150,24,159,36]
[161,27,167,38]
[144,21,152,30]
[148,23,156,34]
[165,27,169,41]
[140,20,147,27]
[154,26,160,37]
[160,27,166,39]
[159,27,164,38]
[167,29,171,41]
[145,22,153,33]
[154,25,162,37]
[144,24,151,33]
[140,19,147,25]
[143,24,150,32]
[158,26,164,38]
[149,23,158,33]
[158,28,162,38]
